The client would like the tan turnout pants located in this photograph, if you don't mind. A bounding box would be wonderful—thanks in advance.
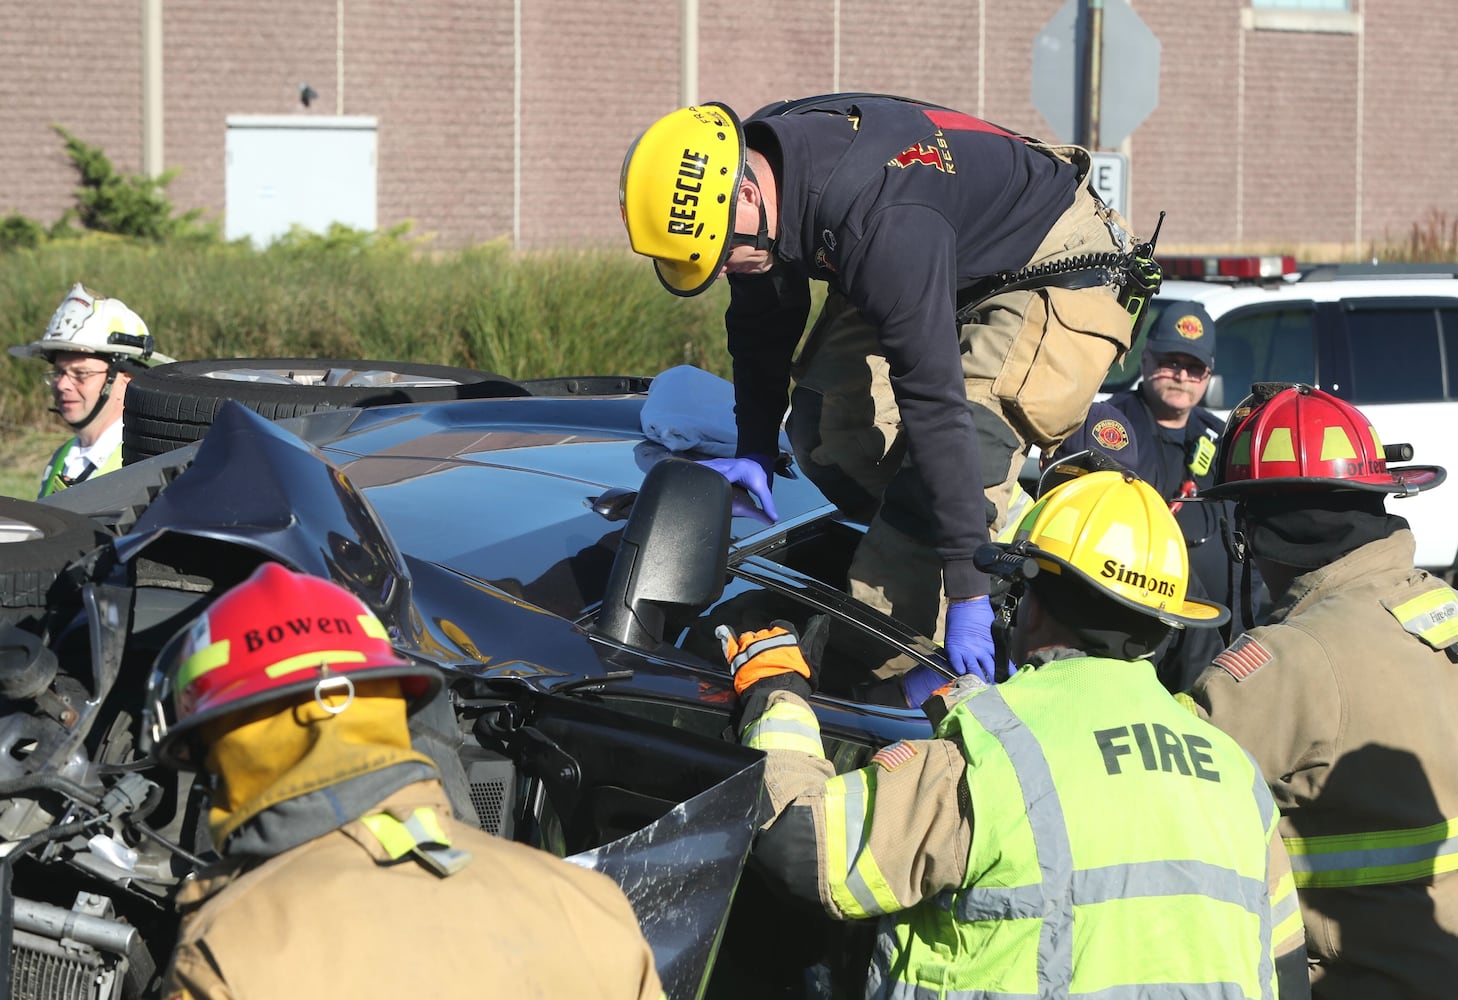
[786,147,1137,653]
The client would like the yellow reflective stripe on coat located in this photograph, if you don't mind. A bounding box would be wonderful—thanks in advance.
[1285,816,1458,888]
[741,699,823,756]
[360,807,453,859]
[1388,586,1458,647]
[1270,870,1302,945]
[359,807,472,876]
[822,769,900,918]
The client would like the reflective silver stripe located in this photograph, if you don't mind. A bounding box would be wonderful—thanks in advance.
[727,630,800,675]
[741,712,822,752]
[1073,861,1266,911]
[1077,987,1249,1000]
[866,925,896,1000]
[967,687,1074,997]
[834,769,886,917]
[952,862,1265,921]
[1285,832,1458,878]
[1390,587,1458,646]
[877,980,1249,999]
[1250,757,1275,832]
[1250,756,1277,1000]
[951,883,1046,921]
[1270,880,1300,935]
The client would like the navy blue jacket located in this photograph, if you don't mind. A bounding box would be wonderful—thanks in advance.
[727,96,1079,599]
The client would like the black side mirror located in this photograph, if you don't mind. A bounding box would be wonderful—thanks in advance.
[597,459,732,650]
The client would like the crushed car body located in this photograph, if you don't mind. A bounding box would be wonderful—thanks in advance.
[4,384,949,999]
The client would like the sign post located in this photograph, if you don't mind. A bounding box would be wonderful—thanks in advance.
[1032,0,1161,149]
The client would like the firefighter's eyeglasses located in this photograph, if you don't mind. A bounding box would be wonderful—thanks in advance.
[43,367,109,389]
[1150,356,1210,381]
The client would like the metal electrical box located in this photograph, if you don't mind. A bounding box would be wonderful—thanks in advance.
[224,115,377,247]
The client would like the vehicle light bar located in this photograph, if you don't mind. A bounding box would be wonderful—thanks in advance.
[1159,255,1298,280]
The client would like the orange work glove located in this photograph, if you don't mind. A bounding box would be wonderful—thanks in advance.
[716,621,815,699]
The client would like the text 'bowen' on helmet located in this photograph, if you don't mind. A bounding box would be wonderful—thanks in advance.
[146,562,442,768]
[7,282,175,367]
[1000,470,1229,628]
[1205,382,1445,499]
[620,103,745,297]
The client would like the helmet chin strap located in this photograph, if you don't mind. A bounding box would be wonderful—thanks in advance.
[51,363,121,432]
[730,164,776,254]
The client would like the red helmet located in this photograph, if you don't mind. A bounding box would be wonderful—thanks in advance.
[1205,383,1445,499]
[147,562,442,767]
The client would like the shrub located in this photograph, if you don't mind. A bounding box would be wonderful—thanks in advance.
[0,215,44,252]
[50,125,218,243]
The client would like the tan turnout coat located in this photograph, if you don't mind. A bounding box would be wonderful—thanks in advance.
[1190,531,1458,998]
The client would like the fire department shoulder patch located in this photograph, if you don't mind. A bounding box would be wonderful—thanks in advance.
[871,740,919,772]
[1212,635,1274,682]
[1090,418,1131,452]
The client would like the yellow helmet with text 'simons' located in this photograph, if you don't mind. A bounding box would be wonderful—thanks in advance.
[1005,470,1228,628]
[620,103,745,297]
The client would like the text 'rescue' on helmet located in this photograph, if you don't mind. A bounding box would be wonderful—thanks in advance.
[620,103,745,297]
[145,562,442,768]
[7,282,175,368]
[1204,382,1445,499]
[1001,470,1228,628]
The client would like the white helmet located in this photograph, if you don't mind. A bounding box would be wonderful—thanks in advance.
[9,282,174,368]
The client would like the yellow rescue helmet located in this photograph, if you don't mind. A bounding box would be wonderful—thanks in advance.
[1006,470,1228,628]
[620,103,745,297]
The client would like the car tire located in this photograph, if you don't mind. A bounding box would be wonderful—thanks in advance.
[0,497,112,630]
[122,358,531,462]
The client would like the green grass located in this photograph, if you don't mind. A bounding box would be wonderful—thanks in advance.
[0,426,68,499]
[0,237,737,432]
[0,237,750,497]
[3,216,1448,500]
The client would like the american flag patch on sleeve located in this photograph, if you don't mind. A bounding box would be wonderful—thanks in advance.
[1213,635,1274,682]
[871,741,919,771]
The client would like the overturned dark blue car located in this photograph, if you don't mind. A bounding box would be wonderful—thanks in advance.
[1,366,950,999]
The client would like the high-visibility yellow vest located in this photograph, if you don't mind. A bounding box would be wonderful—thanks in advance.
[881,657,1284,999]
[38,437,123,498]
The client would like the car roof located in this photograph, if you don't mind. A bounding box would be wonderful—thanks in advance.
[1158,276,1458,315]
[294,397,835,617]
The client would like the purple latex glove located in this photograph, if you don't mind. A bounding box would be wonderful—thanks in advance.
[699,455,778,522]
[901,664,951,709]
[944,595,996,683]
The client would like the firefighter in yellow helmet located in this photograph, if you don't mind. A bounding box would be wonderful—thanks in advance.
[9,283,174,497]
[149,562,663,1000]
[1185,383,1457,998]
[720,471,1308,998]
[622,96,1157,690]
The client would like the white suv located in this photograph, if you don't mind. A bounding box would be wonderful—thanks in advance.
[1101,256,1458,578]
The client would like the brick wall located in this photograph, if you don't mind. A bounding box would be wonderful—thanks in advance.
[0,2,146,224]
[163,1,339,231]
[1,0,1452,255]
[347,1,515,246]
